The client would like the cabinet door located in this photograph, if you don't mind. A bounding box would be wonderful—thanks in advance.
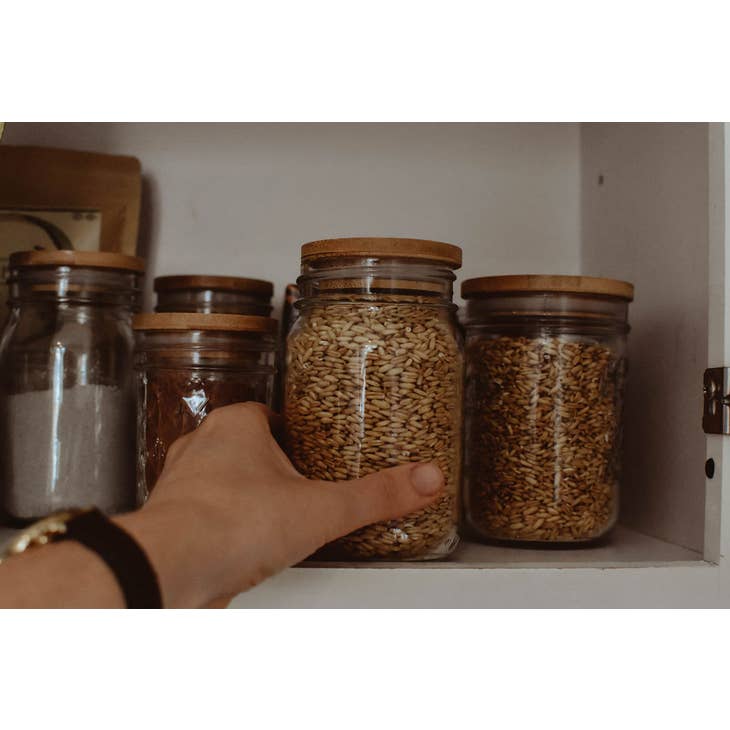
[705,123,729,562]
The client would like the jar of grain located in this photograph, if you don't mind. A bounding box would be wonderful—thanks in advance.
[285,237,464,560]
[0,251,144,523]
[134,313,277,498]
[154,275,274,316]
[461,275,634,544]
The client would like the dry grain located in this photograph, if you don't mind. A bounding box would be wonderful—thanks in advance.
[465,334,625,542]
[285,298,462,560]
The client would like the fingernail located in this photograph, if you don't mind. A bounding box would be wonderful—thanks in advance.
[410,463,443,496]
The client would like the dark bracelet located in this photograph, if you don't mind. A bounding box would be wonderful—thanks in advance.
[63,508,163,609]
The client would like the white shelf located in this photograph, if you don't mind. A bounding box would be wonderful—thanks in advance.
[230,527,722,608]
[231,563,724,608]
[304,526,702,570]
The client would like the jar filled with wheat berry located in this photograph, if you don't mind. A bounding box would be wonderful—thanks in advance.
[134,313,277,500]
[154,275,273,316]
[461,275,634,545]
[285,237,464,561]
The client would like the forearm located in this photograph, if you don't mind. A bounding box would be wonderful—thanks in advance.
[0,501,215,609]
[0,538,125,608]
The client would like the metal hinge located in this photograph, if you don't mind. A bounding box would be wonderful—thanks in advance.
[703,368,730,434]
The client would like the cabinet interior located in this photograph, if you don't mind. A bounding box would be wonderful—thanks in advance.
[1,122,714,568]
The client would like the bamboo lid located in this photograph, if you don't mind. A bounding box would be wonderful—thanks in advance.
[154,275,273,298]
[133,313,277,333]
[9,250,145,273]
[301,237,462,268]
[462,275,634,301]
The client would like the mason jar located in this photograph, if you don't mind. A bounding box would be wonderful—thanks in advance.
[461,275,633,544]
[285,237,464,560]
[0,250,144,523]
[154,275,273,316]
[134,313,277,498]
[273,283,301,413]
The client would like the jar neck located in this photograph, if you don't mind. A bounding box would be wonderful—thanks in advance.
[8,266,141,310]
[297,257,456,304]
[134,329,276,370]
[155,289,273,316]
[463,292,630,333]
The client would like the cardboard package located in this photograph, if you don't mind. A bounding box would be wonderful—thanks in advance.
[0,143,142,312]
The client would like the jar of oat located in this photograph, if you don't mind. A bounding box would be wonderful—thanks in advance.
[461,275,634,545]
[285,237,464,560]
[134,313,277,498]
[154,275,273,316]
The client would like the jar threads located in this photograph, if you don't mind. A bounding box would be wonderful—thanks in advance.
[154,275,274,316]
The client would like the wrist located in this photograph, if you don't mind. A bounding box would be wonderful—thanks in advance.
[115,500,218,608]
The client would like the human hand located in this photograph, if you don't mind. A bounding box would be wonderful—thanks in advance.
[117,402,444,608]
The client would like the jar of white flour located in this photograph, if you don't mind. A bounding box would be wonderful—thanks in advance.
[0,250,144,523]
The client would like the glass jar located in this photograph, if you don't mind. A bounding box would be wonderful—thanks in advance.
[285,237,464,560]
[0,250,144,523]
[154,275,273,316]
[273,283,301,412]
[134,313,277,498]
[461,275,633,544]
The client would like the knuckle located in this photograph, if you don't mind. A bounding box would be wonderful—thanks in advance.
[243,401,272,424]
[196,408,223,434]
[198,402,256,433]
[200,404,234,430]
[215,402,269,428]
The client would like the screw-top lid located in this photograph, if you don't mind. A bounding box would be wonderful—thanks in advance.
[154,275,273,299]
[301,237,462,268]
[133,312,277,333]
[461,274,634,301]
[9,250,145,273]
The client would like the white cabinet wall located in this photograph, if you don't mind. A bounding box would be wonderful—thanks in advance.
[1,122,727,607]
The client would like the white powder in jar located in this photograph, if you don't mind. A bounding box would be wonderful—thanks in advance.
[1,384,137,520]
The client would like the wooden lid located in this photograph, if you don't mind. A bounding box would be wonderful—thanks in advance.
[154,275,273,298]
[133,313,277,333]
[9,250,145,273]
[301,237,462,268]
[461,275,634,301]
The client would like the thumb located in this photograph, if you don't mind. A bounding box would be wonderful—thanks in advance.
[321,462,445,540]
